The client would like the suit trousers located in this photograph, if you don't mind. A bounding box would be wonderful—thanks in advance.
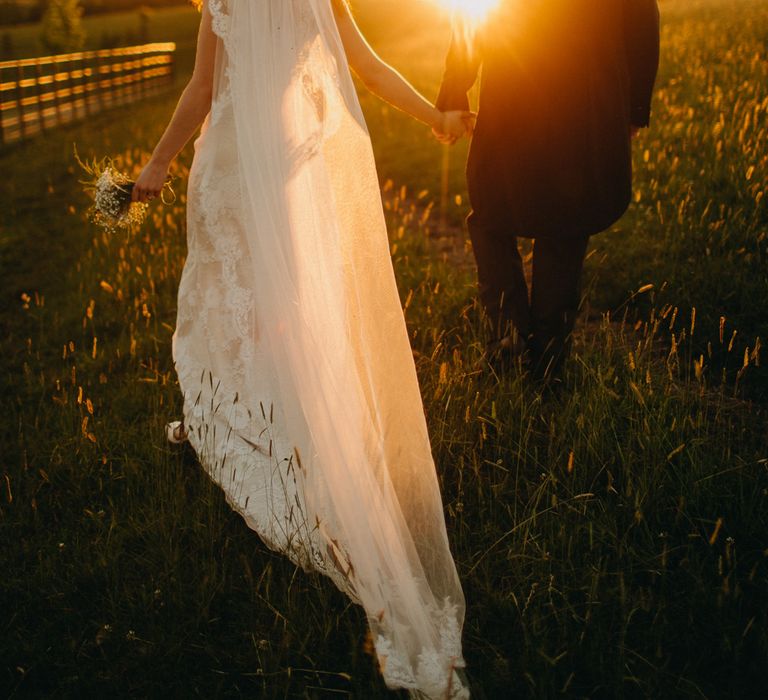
[467,211,590,375]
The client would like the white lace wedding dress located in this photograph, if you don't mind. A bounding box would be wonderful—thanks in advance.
[172,2,468,697]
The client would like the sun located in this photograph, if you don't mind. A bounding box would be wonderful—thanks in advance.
[434,0,500,24]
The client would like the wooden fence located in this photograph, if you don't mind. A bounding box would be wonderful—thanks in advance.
[0,42,176,146]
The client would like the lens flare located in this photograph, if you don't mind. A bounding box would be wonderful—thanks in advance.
[436,0,500,24]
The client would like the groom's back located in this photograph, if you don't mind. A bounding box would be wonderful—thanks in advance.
[478,0,627,127]
[438,0,660,238]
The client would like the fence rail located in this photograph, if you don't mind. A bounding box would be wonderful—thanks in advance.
[0,42,176,146]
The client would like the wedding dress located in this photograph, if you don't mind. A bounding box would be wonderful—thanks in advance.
[172,1,468,697]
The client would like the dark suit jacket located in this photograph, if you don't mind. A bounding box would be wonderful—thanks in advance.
[436,0,660,239]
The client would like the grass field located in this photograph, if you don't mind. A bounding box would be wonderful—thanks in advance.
[0,5,201,66]
[1,1,767,698]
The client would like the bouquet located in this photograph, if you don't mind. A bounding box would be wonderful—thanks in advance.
[76,149,175,233]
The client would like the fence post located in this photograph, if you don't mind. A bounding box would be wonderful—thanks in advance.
[83,52,94,115]
[68,55,80,121]
[138,51,146,100]
[0,64,6,146]
[34,59,46,132]
[51,56,63,125]
[15,62,25,140]
[94,50,105,111]
[0,67,5,146]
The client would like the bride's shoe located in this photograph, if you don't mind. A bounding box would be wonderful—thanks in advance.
[165,420,188,444]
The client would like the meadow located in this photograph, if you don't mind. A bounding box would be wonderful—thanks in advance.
[0,5,201,63]
[1,0,766,698]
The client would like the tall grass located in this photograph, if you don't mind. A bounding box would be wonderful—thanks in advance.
[586,0,768,394]
[1,0,767,698]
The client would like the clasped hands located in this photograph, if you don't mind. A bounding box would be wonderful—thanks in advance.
[433,110,476,145]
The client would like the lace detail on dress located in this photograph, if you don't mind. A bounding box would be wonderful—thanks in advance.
[209,0,230,42]
[375,597,468,699]
[178,148,253,385]
[210,65,232,127]
[179,124,361,597]
[174,360,362,602]
[207,0,232,126]
[179,368,311,555]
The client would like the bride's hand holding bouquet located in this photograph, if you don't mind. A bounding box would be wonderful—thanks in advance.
[132,157,172,204]
[76,148,176,233]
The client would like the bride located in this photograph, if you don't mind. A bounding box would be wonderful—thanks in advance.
[133,1,472,697]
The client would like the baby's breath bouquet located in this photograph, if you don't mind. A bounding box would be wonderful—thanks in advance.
[76,149,175,233]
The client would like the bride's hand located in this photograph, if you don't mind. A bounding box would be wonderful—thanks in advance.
[133,159,170,203]
[433,110,476,145]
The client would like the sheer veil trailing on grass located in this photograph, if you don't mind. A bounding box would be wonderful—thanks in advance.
[172,0,468,696]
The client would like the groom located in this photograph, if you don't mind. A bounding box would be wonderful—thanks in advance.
[436,0,660,378]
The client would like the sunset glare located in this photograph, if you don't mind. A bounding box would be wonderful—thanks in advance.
[435,0,500,24]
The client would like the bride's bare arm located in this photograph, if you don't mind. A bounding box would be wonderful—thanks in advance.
[133,3,217,202]
[331,0,473,141]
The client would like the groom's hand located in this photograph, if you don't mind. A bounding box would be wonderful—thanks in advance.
[433,110,476,145]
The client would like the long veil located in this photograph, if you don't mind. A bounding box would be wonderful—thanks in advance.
[201,1,468,696]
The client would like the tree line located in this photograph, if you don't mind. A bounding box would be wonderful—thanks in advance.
[0,0,190,27]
